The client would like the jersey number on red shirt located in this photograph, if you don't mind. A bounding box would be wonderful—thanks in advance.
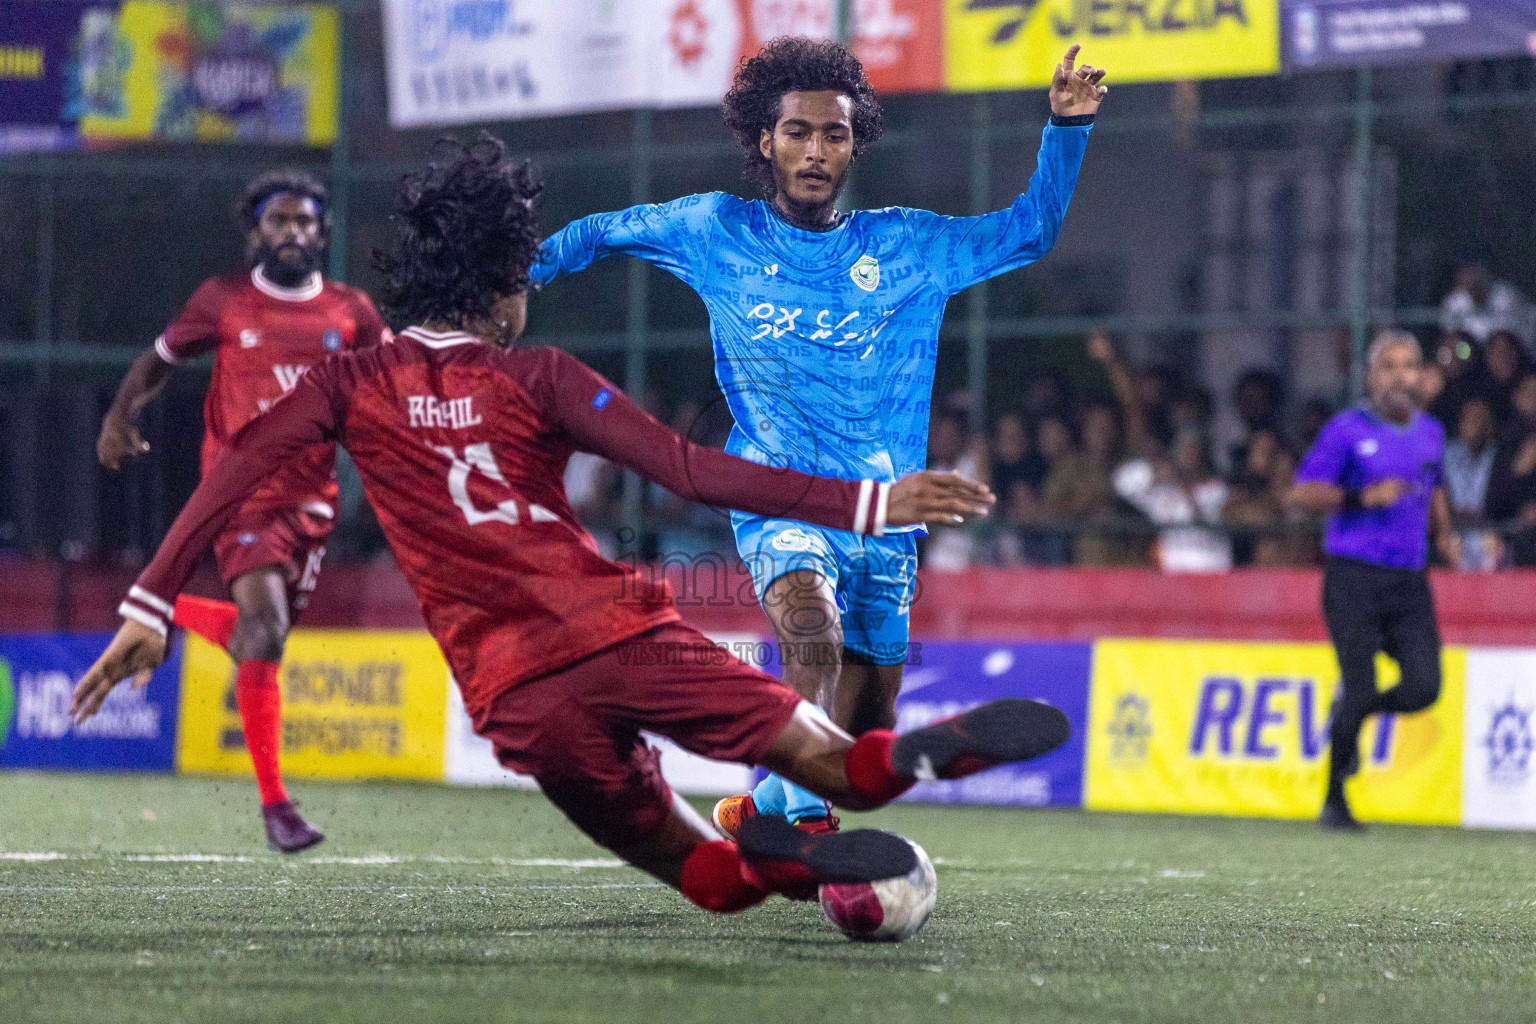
[431,442,560,528]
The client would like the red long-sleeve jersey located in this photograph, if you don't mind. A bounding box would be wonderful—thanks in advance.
[121,328,892,715]
[157,267,391,518]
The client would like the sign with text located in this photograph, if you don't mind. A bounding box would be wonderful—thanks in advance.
[0,1,91,152]
[1086,638,1463,824]
[1283,1,1536,70]
[944,0,1280,90]
[0,633,180,771]
[77,1,339,145]
[382,0,945,127]
[178,631,448,781]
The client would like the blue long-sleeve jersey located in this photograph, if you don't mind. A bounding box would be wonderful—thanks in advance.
[532,120,1091,529]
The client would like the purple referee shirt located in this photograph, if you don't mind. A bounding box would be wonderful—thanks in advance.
[1295,406,1446,570]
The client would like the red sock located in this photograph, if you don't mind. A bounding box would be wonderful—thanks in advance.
[679,842,768,914]
[235,660,287,806]
[845,730,912,807]
[173,595,239,652]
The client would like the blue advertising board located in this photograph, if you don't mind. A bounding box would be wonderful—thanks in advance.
[0,633,181,771]
[748,638,1092,808]
[1284,1,1536,70]
[892,641,1092,808]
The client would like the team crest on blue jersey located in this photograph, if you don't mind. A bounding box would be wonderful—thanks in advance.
[771,528,814,552]
[850,254,880,292]
[322,329,342,352]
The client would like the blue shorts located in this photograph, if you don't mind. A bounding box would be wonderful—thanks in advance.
[731,513,918,665]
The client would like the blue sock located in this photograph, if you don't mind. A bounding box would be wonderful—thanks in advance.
[781,778,830,823]
[750,773,788,817]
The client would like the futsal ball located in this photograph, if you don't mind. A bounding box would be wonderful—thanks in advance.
[819,839,936,942]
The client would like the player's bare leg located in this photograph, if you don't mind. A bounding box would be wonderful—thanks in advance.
[832,652,903,734]
[715,569,842,837]
[229,568,322,853]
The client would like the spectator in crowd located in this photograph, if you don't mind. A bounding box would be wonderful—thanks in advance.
[1114,429,1231,572]
[1440,258,1531,347]
[1041,404,1123,562]
[1168,383,1215,441]
[1021,371,1071,424]
[927,409,986,481]
[1223,428,1314,565]
[1133,364,1181,449]
[1086,329,1151,456]
[1293,398,1335,458]
[1485,374,1536,525]
[1445,397,1497,525]
[1229,368,1286,473]
[1480,329,1529,424]
[1444,397,1501,569]
[924,409,987,569]
[988,413,1049,523]
[1427,329,1479,428]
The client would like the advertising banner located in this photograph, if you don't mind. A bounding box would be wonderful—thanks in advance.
[1283,1,1536,70]
[944,0,1281,91]
[76,1,338,145]
[0,1,91,153]
[1462,648,1536,830]
[894,639,1092,807]
[383,0,942,128]
[0,633,180,771]
[178,631,448,781]
[1085,639,1463,824]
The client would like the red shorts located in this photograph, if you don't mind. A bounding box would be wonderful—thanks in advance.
[474,621,802,849]
[213,505,334,612]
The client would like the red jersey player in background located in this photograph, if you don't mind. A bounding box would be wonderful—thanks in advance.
[95,170,391,852]
[71,138,1069,912]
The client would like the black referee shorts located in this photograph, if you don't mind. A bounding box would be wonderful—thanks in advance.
[1321,556,1442,719]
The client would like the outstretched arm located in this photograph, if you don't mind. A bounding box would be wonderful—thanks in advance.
[540,349,992,534]
[115,377,341,637]
[99,280,228,469]
[98,347,173,469]
[531,195,718,290]
[904,46,1106,296]
[74,376,341,723]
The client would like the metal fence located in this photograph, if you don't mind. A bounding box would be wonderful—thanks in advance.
[2,2,1534,561]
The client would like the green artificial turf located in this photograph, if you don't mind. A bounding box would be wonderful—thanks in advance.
[3,772,1535,1023]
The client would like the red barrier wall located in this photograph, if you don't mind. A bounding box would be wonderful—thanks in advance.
[6,556,1535,646]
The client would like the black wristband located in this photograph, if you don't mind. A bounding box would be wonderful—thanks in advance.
[1049,113,1096,128]
[1341,488,1363,513]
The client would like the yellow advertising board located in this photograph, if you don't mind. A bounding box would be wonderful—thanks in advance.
[1085,639,1462,824]
[77,1,339,145]
[944,0,1280,91]
[178,630,448,781]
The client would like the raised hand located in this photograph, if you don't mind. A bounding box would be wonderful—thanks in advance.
[887,471,995,528]
[70,619,166,724]
[1050,44,1108,118]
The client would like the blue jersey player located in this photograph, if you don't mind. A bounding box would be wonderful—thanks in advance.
[533,39,1108,837]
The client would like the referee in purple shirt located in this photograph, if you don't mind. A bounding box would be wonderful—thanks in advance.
[1289,330,1460,831]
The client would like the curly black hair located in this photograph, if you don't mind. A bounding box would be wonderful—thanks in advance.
[374,135,543,330]
[721,37,883,197]
[236,169,330,235]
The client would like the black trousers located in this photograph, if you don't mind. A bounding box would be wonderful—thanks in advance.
[1321,556,1443,797]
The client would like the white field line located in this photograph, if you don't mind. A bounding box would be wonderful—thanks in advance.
[1,852,626,868]
[0,882,664,893]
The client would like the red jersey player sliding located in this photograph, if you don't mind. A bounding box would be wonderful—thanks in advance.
[97,171,391,852]
[72,138,1070,913]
